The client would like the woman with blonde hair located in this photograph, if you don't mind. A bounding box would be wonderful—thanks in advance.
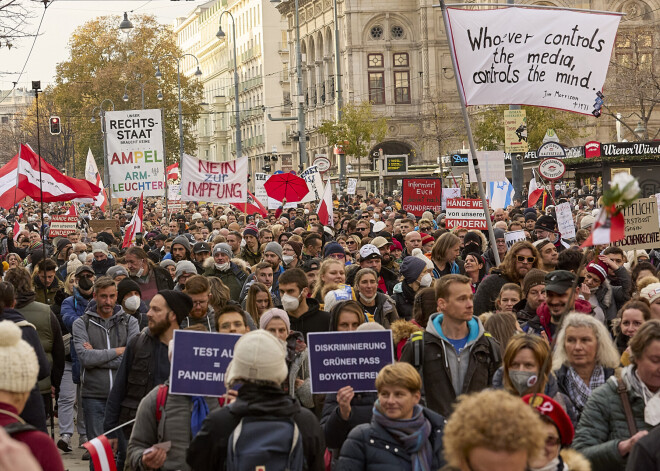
[484,311,520,357]
[244,282,273,327]
[207,276,230,314]
[552,312,621,422]
[430,232,464,278]
[312,258,346,301]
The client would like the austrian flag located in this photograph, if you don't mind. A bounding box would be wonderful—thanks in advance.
[580,206,625,247]
[82,435,117,471]
[122,193,144,249]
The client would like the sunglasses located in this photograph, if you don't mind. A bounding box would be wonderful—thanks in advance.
[358,227,369,231]
[516,255,536,263]
[347,241,357,245]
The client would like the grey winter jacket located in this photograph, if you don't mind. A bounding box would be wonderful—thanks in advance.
[126,384,219,471]
[72,305,139,399]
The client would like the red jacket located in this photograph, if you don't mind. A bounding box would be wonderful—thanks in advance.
[536,299,592,342]
[0,402,64,471]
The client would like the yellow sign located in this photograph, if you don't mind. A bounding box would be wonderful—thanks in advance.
[504,109,528,153]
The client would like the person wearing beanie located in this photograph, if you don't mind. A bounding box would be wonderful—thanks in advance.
[160,259,177,279]
[533,238,558,271]
[392,256,432,321]
[584,256,633,322]
[91,241,116,277]
[263,241,285,295]
[71,277,139,464]
[0,320,64,471]
[260,308,314,409]
[282,240,303,269]
[187,329,325,471]
[170,235,191,263]
[514,268,547,328]
[106,265,129,283]
[524,211,538,232]
[174,260,198,291]
[239,224,262,266]
[204,243,248,301]
[117,279,148,330]
[53,237,73,281]
[640,282,660,320]
[118,291,220,471]
[324,241,347,261]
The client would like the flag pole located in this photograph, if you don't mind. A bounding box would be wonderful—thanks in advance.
[439,0,501,266]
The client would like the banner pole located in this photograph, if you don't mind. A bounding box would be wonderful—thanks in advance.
[440,0,501,266]
[161,109,169,225]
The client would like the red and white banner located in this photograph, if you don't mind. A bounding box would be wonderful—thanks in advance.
[232,190,267,217]
[0,154,27,209]
[317,180,334,227]
[122,193,144,248]
[445,6,621,114]
[528,169,544,207]
[83,435,117,471]
[74,149,108,210]
[167,162,180,181]
[49,215,79,237]
[445,198,488,230]
[181,154,247,204]
[581,206,624,248]
[17,145,101,202]
[402,178,443,217]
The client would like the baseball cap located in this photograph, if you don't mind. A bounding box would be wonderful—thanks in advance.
[371,236,391,249]
[359,244,381,260]
[75,265,94,277]
[193,242,211,254]
[544,270,577,294]
[302,258,321,273]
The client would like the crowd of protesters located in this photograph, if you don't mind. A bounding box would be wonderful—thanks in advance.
[1,187,660,471]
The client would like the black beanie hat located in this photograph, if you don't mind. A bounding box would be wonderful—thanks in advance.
[159,290,193,325]
[535,215,557,232]
[117,279,141,304]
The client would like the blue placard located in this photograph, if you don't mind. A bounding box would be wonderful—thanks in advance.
[307,330,394,394]
[169,330,240,397]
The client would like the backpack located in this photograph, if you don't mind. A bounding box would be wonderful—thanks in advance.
[226,416,303,471]
[3,422,37,436]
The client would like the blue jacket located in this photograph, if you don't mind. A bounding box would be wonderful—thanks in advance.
[61,288,91,383]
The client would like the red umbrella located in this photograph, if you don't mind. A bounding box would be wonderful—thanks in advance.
[264,172,309,203]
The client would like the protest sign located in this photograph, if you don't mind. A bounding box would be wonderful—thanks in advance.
[168,184,181,201]
[505,230,527,250]
[300,166,325,203]
[347,178,358,195]
[402,178,442,217]
[442,187,461,210]
[468,151,506,183]
[181,154,247,204]
[105,109,166,198]
[445,7,621,114]
[308,330,394,394]
[504,109,528,153]
[445,198,487,230]
[49,215,78,237]
[556,202,576,239]
[89,219,120,234]
[612,197,660,251]
[169,330,240,397]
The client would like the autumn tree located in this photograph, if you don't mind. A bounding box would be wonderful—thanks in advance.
[0,0,35,50]
[471,105,585,151]
[18,14,203,174]
[317,101,387,182]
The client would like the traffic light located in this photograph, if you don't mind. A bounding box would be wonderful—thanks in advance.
[49,116,61,135]
[593,91,604,118]
[262,164,271,173]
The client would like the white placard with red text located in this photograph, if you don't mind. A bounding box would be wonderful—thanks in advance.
[445,198,488,230]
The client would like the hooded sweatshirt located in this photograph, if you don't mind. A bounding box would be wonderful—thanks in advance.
[288,297,330,342]
[427,314,484,396]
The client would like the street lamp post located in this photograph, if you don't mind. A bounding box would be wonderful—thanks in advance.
[123,78,163,109]
[216,12,242,160]
[155,54,202,178]
[91,99,115,211]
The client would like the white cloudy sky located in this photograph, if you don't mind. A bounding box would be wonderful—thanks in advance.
[0,0,207,90]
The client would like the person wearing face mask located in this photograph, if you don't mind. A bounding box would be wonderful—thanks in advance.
[583,257,632,324]
[204,243,248,301]
[353,268,399,328]
[125,247,174,304]
[116,279,148,331]
[491,334,577,423]
[278,268,330,342]
[574,320,660,470]
[91,242,116,277]
[173,260,198,292]
[282,241,302,269]
[392,256,433,321]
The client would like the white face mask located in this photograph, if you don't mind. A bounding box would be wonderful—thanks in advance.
[281,293,300,312]
[419,273,433,287]
[215,262,230,271]
[240,239,246,248]
[124,295,141,312]
[360,293,377,303]
[282,255,295,265]
[78,252,87,263]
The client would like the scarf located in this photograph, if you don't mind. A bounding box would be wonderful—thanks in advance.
[190,396,209,437]
[372,402,433,471]
[623,364,655,402]
[565,365,604,412]
[530,456,567,471]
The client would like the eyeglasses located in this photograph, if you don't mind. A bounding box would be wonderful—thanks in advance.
[516,255,536,263]
[192,300,207,306]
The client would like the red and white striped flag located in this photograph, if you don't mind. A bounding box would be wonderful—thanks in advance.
[317,180,334,227]
[17,144,100,202]
[66,204,77,217]
[82,435,117,471]
[16,204,23,220]
[74,148,108,211]
[12,221,20,241]
[122,193,144,248]
[580,207,625,247]
[528,169,543,207]
[167,162,180,181]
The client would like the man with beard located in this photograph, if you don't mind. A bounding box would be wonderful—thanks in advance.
[91,242,116,277]
[181,275,215,331]
[53,238,73,281]
[226,231,242,255]
[124,247,174,304]
[372,236,397,272]
[263,242,284,300]
[534,239,558,272]
[204,243,248,300]
[347,244,398,295]
[191,242,211,274]
[170,235,192,263]
[72,277,139,468]
[104,290,192,458]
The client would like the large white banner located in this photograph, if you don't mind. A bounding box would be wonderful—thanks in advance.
[446,7,621,114]
[181,154,248,204]
[105,109,166,198]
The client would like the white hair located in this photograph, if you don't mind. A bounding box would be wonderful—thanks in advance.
[552,312,621,370]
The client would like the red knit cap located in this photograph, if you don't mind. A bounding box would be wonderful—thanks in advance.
[420,233,435,245]
[586,260,608,284]
[522,393,574,446]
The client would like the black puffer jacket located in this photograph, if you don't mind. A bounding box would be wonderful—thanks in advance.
[186,384,325,471]
[320,392,378,450]
[336,407,446,470]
